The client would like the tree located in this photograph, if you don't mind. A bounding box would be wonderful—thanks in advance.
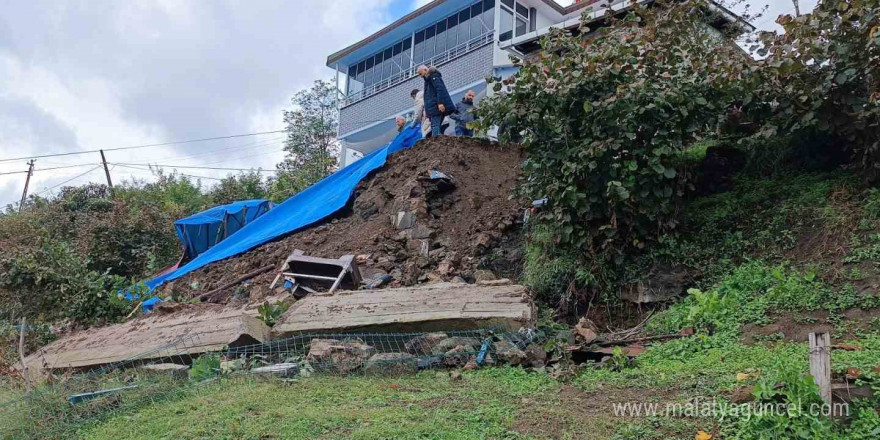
[276,80,339,197]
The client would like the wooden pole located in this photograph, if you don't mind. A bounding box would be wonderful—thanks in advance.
[18,317,32,392]
[100,150,114,190]
[196,265,275,302]
[809,332,832,404]
[19,160,35,212]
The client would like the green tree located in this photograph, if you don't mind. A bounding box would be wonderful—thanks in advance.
[208,170,269,205]
[276,80,339,198]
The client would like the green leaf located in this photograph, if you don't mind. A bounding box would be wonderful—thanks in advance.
[663,168,676,179]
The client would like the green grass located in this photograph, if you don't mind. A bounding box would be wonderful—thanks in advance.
[76,368,578,440]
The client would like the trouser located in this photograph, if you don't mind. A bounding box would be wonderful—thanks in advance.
[455,125,473,137]
[430,115,444,137]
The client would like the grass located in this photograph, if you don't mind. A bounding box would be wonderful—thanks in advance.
[76,368,607,440]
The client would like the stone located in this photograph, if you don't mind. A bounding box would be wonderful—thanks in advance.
[474,233,492,248]
[436,259,455,276]
[523,344,547,368]
[431,337,481,355]
[139,363,188,380]
[306,338,376,374]
[393,211,415,229]
[444,345,473,367]
[426,272,444,283]
[251,363,299,378]
[450,276,467,284]
[473,269,497,283]
[450,370,463,381]
[410,224,435,239]
[389,268,403,281]
[731,386,755,404]
[405,332,449,355]
[575,317,599,344]
[494,341,526,366]
[463,360,479,371]
[364,353,418,375]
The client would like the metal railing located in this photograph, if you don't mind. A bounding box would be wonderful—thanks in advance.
[344,30,495,107]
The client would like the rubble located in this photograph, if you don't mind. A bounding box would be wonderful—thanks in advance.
[364,353,418,375]
[306,338,376,374]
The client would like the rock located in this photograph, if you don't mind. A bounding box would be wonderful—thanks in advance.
[494,341,526,366]
[306,338,376,374]
[436,259,455,276]
[731,386,755,404]
[523,344,547,368]
[405,332,448,355]
[477,278,511,286]
[463,359,479,371]
[450,370,463,381]
[473,269,497,283]
[474,233,492,248]
[389,268,403,281]
[139,363,188,380]
[450,276,467,284]
[411,224,435,239]
[251,363,299,378]
[444,345,474,367]
[393,211,415,229]
[575,317,599,344]
[555,330,576,345]
[426,272,444,283]
[431,337,481,355]
[364,353,418,375]
[619,264,692,304]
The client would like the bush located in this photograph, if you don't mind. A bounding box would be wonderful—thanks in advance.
[749,0,880,179]
[477,1,754,290]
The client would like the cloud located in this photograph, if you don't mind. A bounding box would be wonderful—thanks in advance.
[0,0,398,203]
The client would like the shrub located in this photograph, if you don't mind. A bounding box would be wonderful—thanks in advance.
[477,0,754,289]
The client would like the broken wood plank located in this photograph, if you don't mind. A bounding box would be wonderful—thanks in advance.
[197,265,275,301]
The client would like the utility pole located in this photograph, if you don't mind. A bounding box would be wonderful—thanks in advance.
[100,150,114,190]
[19,159,35,213]
[792,0,801,17]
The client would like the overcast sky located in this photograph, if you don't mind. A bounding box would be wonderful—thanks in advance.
[0,0,816,207]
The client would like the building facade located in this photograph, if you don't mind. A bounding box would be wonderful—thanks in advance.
[326,0,749,166]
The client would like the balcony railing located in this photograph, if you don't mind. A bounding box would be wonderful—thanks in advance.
[343,31,495,107]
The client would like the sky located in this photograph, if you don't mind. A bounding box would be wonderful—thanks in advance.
[0,0,816,208]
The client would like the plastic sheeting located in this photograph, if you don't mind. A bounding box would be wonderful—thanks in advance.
[174,199,272,259]
[146,124,423,290]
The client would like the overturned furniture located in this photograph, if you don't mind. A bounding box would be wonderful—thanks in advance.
[272,282,534,336]
[22,306,270,375]
[270,249,362,294]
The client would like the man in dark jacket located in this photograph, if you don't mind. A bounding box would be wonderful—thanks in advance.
[417,65,455,137]
[450,89,477,137]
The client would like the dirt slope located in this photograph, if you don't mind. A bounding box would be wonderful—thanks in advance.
[159,137,526,303]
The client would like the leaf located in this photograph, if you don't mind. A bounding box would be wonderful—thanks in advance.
[583,101,594,113]
[663,168,676,179]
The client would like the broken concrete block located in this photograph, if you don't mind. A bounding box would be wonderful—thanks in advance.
[473,269,497,283]
[139,363,188,380]
[431,337,480,355]
[523,344,547,368]
[306,338,376,374]
[364,353,418,375]
[494,341,526,366]
[393,211,415,229]
[251,363,299,378]
[436,260,455,276]
[405,332,449,355]
[477,278,511,286]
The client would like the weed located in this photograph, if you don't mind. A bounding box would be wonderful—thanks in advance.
[256,301,290,327]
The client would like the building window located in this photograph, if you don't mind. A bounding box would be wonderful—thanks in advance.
[447,14,459,49]
[500,0,529,42]
[499,4,513,41]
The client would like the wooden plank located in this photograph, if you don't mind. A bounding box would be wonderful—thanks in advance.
[809,332,832,404]
[273,283,533,335]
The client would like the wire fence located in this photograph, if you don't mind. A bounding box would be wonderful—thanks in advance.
[0,326,539,439]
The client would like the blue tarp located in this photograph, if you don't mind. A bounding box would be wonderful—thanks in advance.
[146,124,423,290]
[174,199,272,259]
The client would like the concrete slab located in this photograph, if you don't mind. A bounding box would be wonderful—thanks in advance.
[23,305,270,373]
[272,282,533,335]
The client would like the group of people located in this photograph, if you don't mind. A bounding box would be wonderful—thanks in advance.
[395,65,478,138]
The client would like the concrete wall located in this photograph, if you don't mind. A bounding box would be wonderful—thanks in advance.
[339,41,495,137]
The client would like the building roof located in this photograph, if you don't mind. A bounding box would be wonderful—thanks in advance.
[326,0,594,67]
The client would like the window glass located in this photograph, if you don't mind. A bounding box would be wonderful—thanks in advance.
[363,57,374,87]
[516,3,528,17]
[447,15,459,49]
[482,0,495,32]
[391,43,402,76]
[501,0,513,8]
[423,25,436,62]
[515,16,527,37]
[374,53,384,83]
[382,48,393,81]
[356,60,365,84]
[458,8,470,44]
[401,38,412,70]
[470,3,483,39]
[434,20,447,56]
[499,6,513,42]
[413,30,425,64]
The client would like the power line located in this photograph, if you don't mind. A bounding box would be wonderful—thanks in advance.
[113,164,225,181]
[111,163,280,172]
[31,166,104,198]
[0,129,287,164]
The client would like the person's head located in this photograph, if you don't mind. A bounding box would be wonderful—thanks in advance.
[464,90,476,103]
[417,65,429,77]
[395,116,406,128]
[410,88,420,99]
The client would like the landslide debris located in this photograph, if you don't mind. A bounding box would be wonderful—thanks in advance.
[159,136,526,303]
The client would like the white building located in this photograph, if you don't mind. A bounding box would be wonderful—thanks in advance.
[326,0,750,166]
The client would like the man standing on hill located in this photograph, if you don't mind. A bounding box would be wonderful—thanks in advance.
[417,65,454,137]
[451,90,477,137]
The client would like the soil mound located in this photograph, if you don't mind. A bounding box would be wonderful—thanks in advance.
[159,137,526,303]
